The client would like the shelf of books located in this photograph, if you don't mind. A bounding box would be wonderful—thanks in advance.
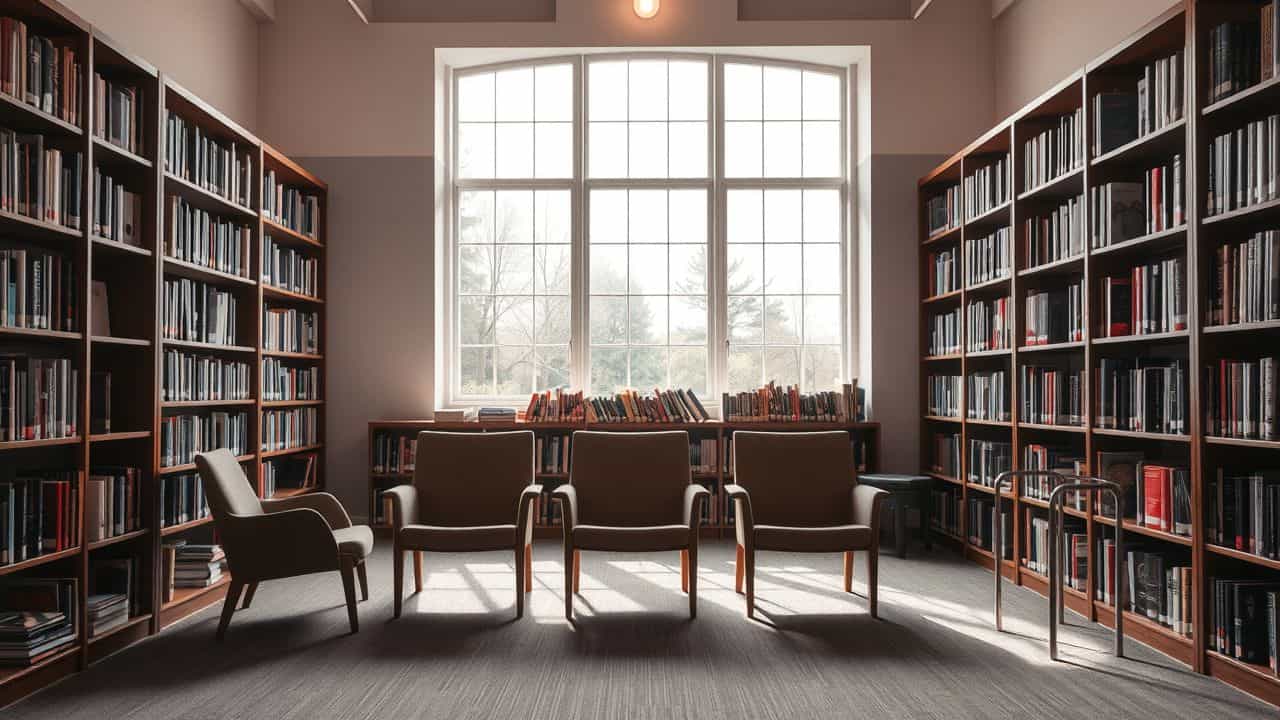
[918,1,1280,706]
[368,384,877,539]
[0,1,327,706]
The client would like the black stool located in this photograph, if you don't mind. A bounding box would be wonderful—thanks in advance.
[857,474,932,558]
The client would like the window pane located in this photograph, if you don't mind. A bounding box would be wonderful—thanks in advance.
[669,190,707,245]
[496,345,533,395]
[670,347,707,394]
[591,347,627,392]
[727,189,763,244]
[803,189,840,243]
[534,190,571,245]
[802,121,841,178]
[534,245,570,294]
[724,121,762,177]
[763,121,801,177]
[763,347,801,386]
[494,296,533,343]
[458,246,492,294]
[764,189,801,244]
[590,189,627,243]
[803,70,841,121]
[589,122,627,177]
[724,63,762,121]
[630,347,667,387]
[630,296,667,344]
[670,297,707,344]
[668,61,707,121]
[590,245,627,294]
[629,122,667,178]
[590,296,627,344]
[460,347,494,395]
[668,122,707,178]
[495,123,534,178]
[629,190,668,243]
[494,246,533,294]
[728,347,763,389]
[495,191,532,244]
[536,345,570,389]
[459,296,494,344]
[763,66,801,121]
[727,244,763,294]
[458,190,493,244]
[803,244,841,293]
[764,245,802,293]
[804,345,842,391]
[669,245,706,295]
[534,122,572,178]
[728,295,762,344]
[629,60,667,121]
[457,72,495,123]
[589,61,627,121]
[535,296,571,344]
[495,67,534,121]
[535,64,573,122]
[628,244,668,295]
[804,295,841,344]
[764,295,801,345]
[457,123,494,178]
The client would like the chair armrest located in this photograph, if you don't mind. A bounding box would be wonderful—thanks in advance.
[683,483,710,527]
[517,483,541,543]
[380,485,418,530]
[551,484,577,531]
[260,492,353,530]
[221,509,340,581]
[852,484,889,528]
[724,484,755,540]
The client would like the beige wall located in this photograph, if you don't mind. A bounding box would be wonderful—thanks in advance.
[992,0,1180,118]
[62,0,261,132]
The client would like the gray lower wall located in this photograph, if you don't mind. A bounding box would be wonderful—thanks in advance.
[300,152,942,521]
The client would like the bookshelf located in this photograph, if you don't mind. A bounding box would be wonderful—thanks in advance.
[367,419,880,538]
[0,0,327,706]
[918,1,1280,706]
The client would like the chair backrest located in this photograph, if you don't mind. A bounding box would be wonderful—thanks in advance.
[732,431,855,527]
[569,431,690,526]
[413,430,534,526]
[195,448,263,523]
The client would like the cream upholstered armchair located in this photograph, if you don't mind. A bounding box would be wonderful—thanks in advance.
[552,430,709,620]
[382,431,541,619]
[194,449,373,638]
[726,431,888,619]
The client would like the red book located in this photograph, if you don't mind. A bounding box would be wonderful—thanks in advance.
[1143,465,1166,531]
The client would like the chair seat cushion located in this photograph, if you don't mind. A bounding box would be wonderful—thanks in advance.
[573,524,689,552]
[753,524,872,552]
[333,525,374,558]
[398,524,517,552]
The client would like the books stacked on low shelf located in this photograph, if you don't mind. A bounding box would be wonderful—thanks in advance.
[1024,511,1084,586]
[263,454,317,498]
[589,388,710,423]
[371,432,416,474]
[1210,578,1280,670]
[89,555,140,634]
[524,388,585,422]
[0,578,77,667]
[1099,544,1193,637]
[535,435,569,474]
[721,382,859,423]
[431,408,473,423]
[1206,231,1280,327]
[1208,469,1280,559]
[85,467,143,542]
[477,407,516,424]
[166,542,225,593]
[159,472,209,529]
[86,593,127,637]
[0,471,78,564]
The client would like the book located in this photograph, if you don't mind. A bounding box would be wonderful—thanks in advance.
[966,297,1011,352]
[1203,356,1279,440]
[262,170,320,239]
[1093,357,1187,434]
[161,278,238,346]
[964,227,1010,287]
[1023,108,1083,190]
[966,370,1008,421]
[0,577,77,666]
[963,154,1010,220]
[262,235,319,297]
[1023,194,1085,268]
[926,375,961,418]
[1089,181,1144,248]
[0,471,78,564]
[261,306,319,354]
[0,245,79,332]
[165,110,250,208]
[164,350,251,403]
[166,196,252,278]
[0,355,79,441]
[928,307,961,355]
[720,382,860,423]
[261,406,318,452]
[1095,450,1144,520]
[92,166,142,245]
[159,412,248,468]
[94,73,141,153]
[1092,91,1139,157]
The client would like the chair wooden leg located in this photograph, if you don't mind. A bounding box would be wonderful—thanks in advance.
[680,549,689,594]
[563,544,575,621]
[869,547,879,619]
[515,546,525,619]
[843,551,854,593]
[393,546,404,619]
[687,545,698,619]
[524,543,533,592]
[356,560,369,601]
[572,550,581,594]
[744,547,756,619]
[216,579,244,641]
[413,551,424,593]
[241,581,258,609]
[340,556,359,633]
[734,544,745,594]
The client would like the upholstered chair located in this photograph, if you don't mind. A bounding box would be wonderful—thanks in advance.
[553,431,709,620]
[194,449,373,638]
[726,431,888,619]
[382,431,541,619]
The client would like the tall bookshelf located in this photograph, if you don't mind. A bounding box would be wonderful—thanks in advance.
[918,1,1280,706]
[0,0,327,706]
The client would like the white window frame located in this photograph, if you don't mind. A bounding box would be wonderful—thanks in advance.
[443,52,851,408]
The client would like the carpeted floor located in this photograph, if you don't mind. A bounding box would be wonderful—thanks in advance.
[9,540,1275,719]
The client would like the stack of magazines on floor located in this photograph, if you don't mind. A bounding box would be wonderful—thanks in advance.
[0,578,78,666]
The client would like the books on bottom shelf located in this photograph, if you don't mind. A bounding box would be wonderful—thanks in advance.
[88,555,141,637]
[0,577,77,666]
[1096,542,1193,638]
[372,431,416,474]
[161,541,225,602]
[1211,578,1280,672]
[1208,469,1280,559]
[263,454,317,498]
[1024,512,1084,589]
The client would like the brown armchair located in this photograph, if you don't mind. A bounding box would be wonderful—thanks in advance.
[382,431,540,619]
[553,431,709,620]
[727,431,888,619]
[194,449,373,639]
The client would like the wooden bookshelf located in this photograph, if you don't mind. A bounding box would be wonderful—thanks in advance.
[917,2,1280,706]
[366,419,881,537]
[0,2,328,707]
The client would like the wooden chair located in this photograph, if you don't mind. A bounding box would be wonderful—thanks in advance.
[194,449,373,638]
[553,431,709,620]
[726,431,888,619]
[382,431,540,619]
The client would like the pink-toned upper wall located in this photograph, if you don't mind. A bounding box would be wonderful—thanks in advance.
[61,0,260,132]
[257,0,995,159]
[992,0,1180,119]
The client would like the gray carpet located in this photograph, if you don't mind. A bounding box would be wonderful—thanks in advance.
[10,540,1274,719]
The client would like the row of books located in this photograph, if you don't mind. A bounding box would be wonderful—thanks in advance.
[1142,155,1184,235]
[1206,113,1279,217]
[1018,366,1084,427]
[931,486,961,538]
[927,246,958,297]
[1090,182,1145,249]
[162,542,225,597]
[536,435,570,474]
[721,382,860,423]
[1206,230,1279,327]
[925,186,960,236]
[1098,257,1188,338]
[262,358,319,402]
[1094,358,1187,434]
[926,374,960,418]
[1210,578,1278,669]
[967,497,1010,557]
[1099,545,1193,638]
[0,246,78,332]
[930,432,960,478]
[165,196,252,279]
[1022,109,1083,191]
[1207,7,1279,104]
[1134,463,1192,537]
[84,467,143,543]
[0,472,78,565]
[965,227,1010,288]
[966,370,1009,422]
[262,235,319,297]
[159,411,248,468]
[93,73,141,155]
[88,556,139,638]
[261,407,318,452]
[1203,357,1277,440]
[0,356,78,441]
[964,155,1010,220]
[262,307,319,354]
[1023,194,1084,269]
[1024,514,1083,585]
[967,438,1011,487]
[0,577,77,666]
[589,388,712,423]
[91,167,142,246]
[164,111,251,209]
[928,307,960,356]
[967,297,1011,352]
[0,130,81,228]
[159,472,210,528]
[1024,284,1083,345]
[0,18,81,126]
[525,388,586,422]
[372,432,415,475]
[1208,470,1280,560]
[161,350,250,403]
[1090,50,1183,157]
[162,278,238,346]
[1020,445,1084,506]
[262,172,320,239]
[262,455,317,498]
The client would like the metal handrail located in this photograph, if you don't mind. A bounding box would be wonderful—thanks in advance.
[991,470,1066,632]
[1049,476,1124,661]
